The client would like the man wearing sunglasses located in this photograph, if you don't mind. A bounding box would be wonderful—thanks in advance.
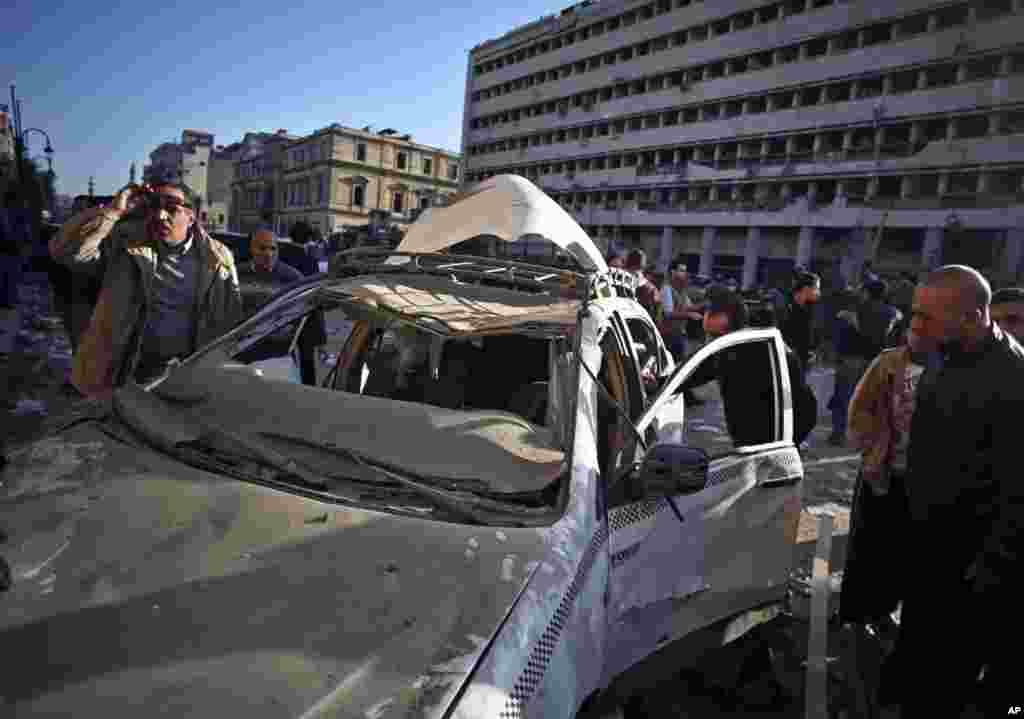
[49,181,242,398]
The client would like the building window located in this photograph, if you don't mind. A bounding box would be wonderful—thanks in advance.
[448,164,459,181]
[356,143,367,162]
[353,185,365,207]
[317,174,326,204]
[397,152,407,170]
[423,158,433,175]
[420,196,430,209]
[393,191,404,212]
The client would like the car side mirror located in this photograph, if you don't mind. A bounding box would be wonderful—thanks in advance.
[638,443,709,497]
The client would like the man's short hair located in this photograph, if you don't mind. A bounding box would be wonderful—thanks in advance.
[793,271,821,293]
[708,289,749,331]
[924,265,992,311]
[669,258,687,273]
[992,287,1024,306]
[625,249,646,270]
[865,278,888,300]
[152,181,199,210]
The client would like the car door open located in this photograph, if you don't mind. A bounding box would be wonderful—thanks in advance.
[603,329,804,684]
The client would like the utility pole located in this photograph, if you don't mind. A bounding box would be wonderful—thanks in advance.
[129,161,136,185]
[88,176,95,198]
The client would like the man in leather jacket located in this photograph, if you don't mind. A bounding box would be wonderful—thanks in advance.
[897,265,1024,718]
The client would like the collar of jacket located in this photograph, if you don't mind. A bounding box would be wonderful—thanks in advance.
[123,226,235,299]
[940,323,1002,367]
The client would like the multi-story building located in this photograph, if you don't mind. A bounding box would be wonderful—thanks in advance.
[277,124,461,237]
[230,130,296,235]
[143,130,216,220]
[206,141,246,231]
[463,0,1024,287]
[0,111,15,184]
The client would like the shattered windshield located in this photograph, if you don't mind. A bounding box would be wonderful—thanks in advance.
[122,275,578,524]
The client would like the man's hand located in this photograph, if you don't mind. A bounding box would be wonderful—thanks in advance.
[110,183,148,213]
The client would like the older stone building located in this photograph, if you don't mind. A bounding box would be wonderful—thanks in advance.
[277,124,461,237]
[463,0,1024,287]
[229,130,297,235]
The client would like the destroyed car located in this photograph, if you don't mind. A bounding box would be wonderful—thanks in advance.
[0,175,804,718]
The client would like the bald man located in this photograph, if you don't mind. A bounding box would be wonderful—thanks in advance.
[237,229,324,385]
[991,286,1024,342]
[896,265,1024,717]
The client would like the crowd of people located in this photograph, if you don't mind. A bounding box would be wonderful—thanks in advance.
[613,247,1022,716]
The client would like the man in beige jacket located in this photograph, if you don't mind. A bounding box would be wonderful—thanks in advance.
[49,182,242,398]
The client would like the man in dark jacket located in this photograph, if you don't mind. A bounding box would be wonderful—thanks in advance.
[897,265,1024,718]
[857,278,903,360]
[683,289,817,447]
[236,230,325,386]
[781,271,821,377]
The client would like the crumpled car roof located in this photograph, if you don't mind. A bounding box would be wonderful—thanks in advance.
[326,273,580,335]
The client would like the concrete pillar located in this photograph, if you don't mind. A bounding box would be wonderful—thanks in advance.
[956,63,969,84]
[785,137,796,157]
[798,43,809,61]
[866,176,879,199]
[917,69,929,90]
[909,122,922,145]
[927,13,939,32]
[1006,229,1024,278]
[977,172,990,194]
[875,127,886,150]
[842,130,855,151]
[900,175,914,199]
[713,144,723,164]
[765,95,776,112]
[827,37,837,54]
[890,21,902,40]
[812,134,824,156]
[796,226,815,268]
[761,140,771,158]
[990,112,1004,136]
[946,118,957,142]
[674,148,683,164]
[700,227,717,276]
[938,172,950,195]
[772,49,783,66]
[850,79,861,99]
[841,227,869,286]
[856,29,866,48]
[883,74,894,95]
[688,187,699,202]
[922,227,943,270]
[781,184,793,201]
[658,226,674,271]
[742,227,761,290]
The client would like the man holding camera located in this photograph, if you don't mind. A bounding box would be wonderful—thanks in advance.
[49,182,242,398]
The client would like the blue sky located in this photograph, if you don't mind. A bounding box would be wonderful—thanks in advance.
[3,0,564,197]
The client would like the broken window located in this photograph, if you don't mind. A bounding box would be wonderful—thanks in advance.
[730,56,749,74]
[631,80,646,95]
[806,38,828,58]
[663,110,679,126]
[858,76,884,98]
[624,153,638,167]
[713,18,731,35]
[800,86,823,105]
[673,31,688,46]
[609,155,622,169]
[682,107,700,123]
[947,172,979,194]
[862,24,892,46]
[916,174,939,196]
[898,13,929,36]
[747,96,767,113]
[648,76,665,91]
[724,101,743,117]
[925,64,958,88]
[890,69,919,94]
[966,56,1001,81]
[690,25,708,42]
[628,117,643,131]
[734,11,755,29]
[777,45,800,64]
[934,4,969,29]
[759,4,780,22]
[636,42,651,57]
[702,104,721,120]
[956,115,990,138]
[988,170,1023,194]
[876,175,902,198]
[644,115,660,129]
[832,30,859,53]
[772,91,796,109]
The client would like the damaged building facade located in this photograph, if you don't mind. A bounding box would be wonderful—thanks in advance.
[462,0,1024,287]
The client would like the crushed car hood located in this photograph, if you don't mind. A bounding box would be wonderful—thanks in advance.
[0,422,547,718]
[397,174,608,273]
[152,367,566,494]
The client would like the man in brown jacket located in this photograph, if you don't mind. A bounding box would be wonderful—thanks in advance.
[49,182,242,398]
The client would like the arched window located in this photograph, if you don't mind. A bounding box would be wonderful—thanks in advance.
[353,185,365,207]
